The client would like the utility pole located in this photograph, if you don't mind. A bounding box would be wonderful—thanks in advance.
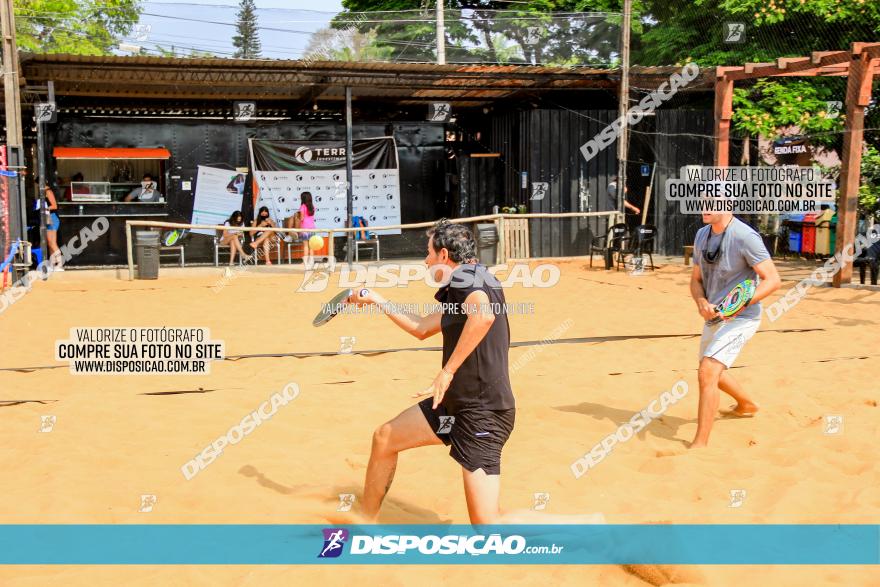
[1,0,22,149]
[436,0,446,65]
[616,0,632,216]
[1,0,27,279]
[35,83,52,270]
[344,86,354,268]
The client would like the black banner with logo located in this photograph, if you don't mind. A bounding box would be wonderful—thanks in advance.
[250,138,398,172]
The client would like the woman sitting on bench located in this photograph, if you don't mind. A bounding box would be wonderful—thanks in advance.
[250,206,277,264]
[221,210,248,266]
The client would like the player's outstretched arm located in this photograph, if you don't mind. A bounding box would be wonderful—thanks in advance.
[349,289,442,340]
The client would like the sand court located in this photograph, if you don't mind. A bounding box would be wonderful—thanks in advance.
[0,259,877,585]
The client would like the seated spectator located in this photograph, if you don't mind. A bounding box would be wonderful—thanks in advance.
[220,210,249,266]
[250,206,277,264]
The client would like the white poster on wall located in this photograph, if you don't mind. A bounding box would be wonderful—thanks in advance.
[190,166,247,236]
[249,138,401,235]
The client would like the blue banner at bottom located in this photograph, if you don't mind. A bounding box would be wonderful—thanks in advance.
[0,525,877,565]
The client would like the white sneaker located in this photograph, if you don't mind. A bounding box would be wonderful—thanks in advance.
[54,266,65,272]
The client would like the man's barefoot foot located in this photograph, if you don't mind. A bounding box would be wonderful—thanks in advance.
[689,439,708,449]
[721,402,759,418]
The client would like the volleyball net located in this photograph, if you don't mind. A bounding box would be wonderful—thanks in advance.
[124,211,623,280]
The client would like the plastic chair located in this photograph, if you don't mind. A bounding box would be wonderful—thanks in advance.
[618,224,657,272]
[603,223,630,271]
[349,216,380,262]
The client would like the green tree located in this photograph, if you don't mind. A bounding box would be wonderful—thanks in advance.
[15,0,142,55]
[304,25,394,61]
[731,79,847,153]
[859,146,880,216]
[630,0,879,179]
[337,0,617,66]
[633,0,880,67]
[232,0,262,59]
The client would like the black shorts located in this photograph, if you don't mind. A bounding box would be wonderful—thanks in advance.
[418,398,515,475]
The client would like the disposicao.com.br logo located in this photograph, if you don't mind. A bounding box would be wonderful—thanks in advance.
[316,528,563,558]
[299,258,561,292]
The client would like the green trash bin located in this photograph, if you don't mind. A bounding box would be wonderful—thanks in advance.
[135,231,160,280]
[830,214,837,254]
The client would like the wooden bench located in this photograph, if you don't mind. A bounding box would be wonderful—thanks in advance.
[683,245,694,266]
[500,217,529,263]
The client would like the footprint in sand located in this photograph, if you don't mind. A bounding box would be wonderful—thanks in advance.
[238,465,329,499]
[638,459,677,475]
[621,564,706,586]
[654,447,687,458]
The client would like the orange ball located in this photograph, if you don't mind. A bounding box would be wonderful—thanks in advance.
[308,235,324,251]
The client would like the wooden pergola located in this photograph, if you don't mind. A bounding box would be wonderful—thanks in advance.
[714,42,879,287]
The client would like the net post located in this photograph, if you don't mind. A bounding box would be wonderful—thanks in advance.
[496,215,506,265]
[328,230,334,261]
[126,221,134,281]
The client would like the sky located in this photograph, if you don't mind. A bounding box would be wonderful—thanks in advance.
[128,1,347,59]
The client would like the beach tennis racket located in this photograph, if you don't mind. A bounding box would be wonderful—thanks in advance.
[312,288,369,327]
[162,229,188,247]
[707,279,756,325]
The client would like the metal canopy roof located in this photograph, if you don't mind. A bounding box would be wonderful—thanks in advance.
[19,53,711,106]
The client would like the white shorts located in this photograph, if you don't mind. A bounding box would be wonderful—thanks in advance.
[699,316,761,369]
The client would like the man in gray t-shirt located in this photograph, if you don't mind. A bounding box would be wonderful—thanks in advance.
[694,216,770,320]
[606,181,641,215]
[689,212,780,448]
[124,173,163,203]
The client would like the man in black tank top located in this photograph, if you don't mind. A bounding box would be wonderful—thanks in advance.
[346,220,602,525]
[350,221,516,523]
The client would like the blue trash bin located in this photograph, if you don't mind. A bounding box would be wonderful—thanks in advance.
[787,214,805,253]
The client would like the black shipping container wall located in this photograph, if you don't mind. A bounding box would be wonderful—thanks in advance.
[489,108,625,258]
[652,110,750,255]
[652,110,715,256]
[47,109,746,262]
[487,108,745,257]
[456,156,502,218]
[50,118,446,262]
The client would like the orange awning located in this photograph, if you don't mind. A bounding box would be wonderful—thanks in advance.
[53,147,171,160]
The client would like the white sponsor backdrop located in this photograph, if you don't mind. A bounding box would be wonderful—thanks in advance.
[254,169,401,235]
[191,165,245,236]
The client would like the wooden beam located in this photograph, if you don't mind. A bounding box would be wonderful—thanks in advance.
[857,58,875,105]
[715,66,743,78]
[853,42,880,56]
[775,64,849,77]
[744,62,773,74]
[811,51,840,65]
[777,57,810,69]
[713,76,734,166]
[726,50,850,81]
[833,50,873,287]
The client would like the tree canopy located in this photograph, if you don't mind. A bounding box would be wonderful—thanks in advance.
[14,0,142,55]
[232,0,262,59]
